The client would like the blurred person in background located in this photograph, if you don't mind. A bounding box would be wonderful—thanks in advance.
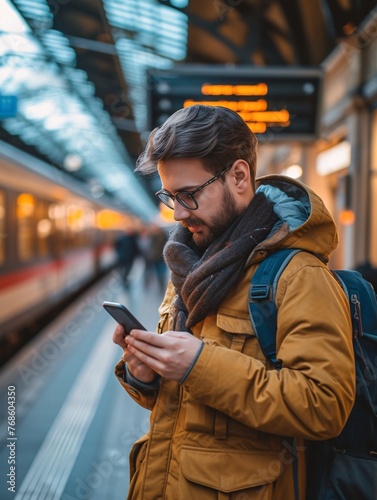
[354,260,377,292]
[112,105,355,499]
[139,223,168,292]
[114,227,140,290]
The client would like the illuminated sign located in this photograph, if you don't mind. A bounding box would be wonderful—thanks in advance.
[0,95,17,119]
[147,65,323,141]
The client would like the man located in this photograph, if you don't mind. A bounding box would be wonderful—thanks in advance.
[114,227,140,290]
[113,105,355,499]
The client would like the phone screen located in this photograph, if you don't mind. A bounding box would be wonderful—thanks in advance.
[103,301,146,334]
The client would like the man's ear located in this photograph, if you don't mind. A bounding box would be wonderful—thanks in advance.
[232,160,251,193]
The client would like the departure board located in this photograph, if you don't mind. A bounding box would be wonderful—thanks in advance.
[147,65,323,141]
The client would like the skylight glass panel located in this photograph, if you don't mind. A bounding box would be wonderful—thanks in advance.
[159,4,187,23]
[116,39,174,129]
[156,41,186,59]
[4,64,64,95]
[0,33,44,57]
[104,0,188,132]
[170,0,189,7]
[104,0,139,30]
[41,30,76,65]
[20,97,57,121]
[159,28,186,41]
[20,126,41,145]
[0,67,13,87]
[12,0,53,26]
[104,14,132,30]
[0,0,31,33]
[3,117,26,135]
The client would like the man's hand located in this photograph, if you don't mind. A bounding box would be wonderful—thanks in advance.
[125,330,203,382]
[112,324,157,383]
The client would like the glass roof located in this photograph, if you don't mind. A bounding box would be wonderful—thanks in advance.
[0,0,189,220]
[103,0,188,131]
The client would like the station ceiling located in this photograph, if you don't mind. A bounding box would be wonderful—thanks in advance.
[49,0,377,158]
[1,0,376,220]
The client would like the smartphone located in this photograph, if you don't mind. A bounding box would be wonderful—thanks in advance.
[103,301,146,334]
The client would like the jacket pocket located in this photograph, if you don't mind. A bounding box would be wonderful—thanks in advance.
[217,312,254,335]
[129,433,149,479]
[216,312,266,362]
[180,447,282,499]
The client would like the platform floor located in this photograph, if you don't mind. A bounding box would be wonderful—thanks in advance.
[0,260,166,500]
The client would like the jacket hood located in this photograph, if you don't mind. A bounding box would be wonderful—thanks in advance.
[255,175,338,263]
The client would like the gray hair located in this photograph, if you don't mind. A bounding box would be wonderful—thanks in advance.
[135,105,258,189]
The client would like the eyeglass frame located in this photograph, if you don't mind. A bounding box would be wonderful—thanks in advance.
[155,164,233,211]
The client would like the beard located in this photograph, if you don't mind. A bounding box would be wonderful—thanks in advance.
[181,186,242,251]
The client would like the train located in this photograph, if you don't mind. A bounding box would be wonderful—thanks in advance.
[0,141,141,366]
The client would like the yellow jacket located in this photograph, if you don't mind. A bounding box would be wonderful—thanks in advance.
[115,175,355,500]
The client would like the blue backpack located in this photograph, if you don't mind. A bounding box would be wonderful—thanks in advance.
[248,248,377,500]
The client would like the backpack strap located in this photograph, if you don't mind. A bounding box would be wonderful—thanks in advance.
[249,248,302,500]
[249,248,301,370]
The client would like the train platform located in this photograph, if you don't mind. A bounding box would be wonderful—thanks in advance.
[0,259,166,500]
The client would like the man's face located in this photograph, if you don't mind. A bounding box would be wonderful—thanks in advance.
[157,158,243,250]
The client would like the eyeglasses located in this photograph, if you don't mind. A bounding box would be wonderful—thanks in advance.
[155,165,232,211]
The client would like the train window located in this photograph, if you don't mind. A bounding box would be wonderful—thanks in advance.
[17,193,36,262]
[66,204,95,249]
[36,200,52,257]
[0,190,5,265]
[49,203,68,256]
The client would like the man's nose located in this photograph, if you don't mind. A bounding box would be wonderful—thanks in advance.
[173,201,191,222]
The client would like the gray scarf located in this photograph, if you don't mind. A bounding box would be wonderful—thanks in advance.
[163,192,279,331]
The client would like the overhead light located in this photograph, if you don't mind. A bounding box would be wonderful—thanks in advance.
[37,218,52,237]
[88,179,105,198]
[282,164,303,179]
[64,154,83,172]
[316,141,351,176]
[339,210,355,225]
